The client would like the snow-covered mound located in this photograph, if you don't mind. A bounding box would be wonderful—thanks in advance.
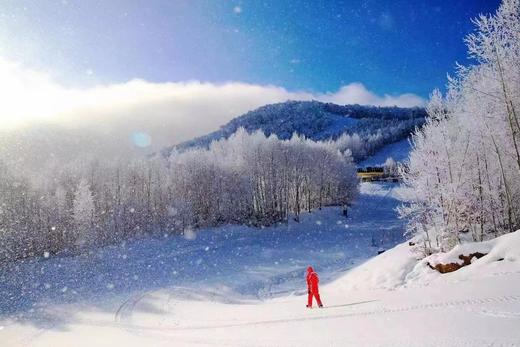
[329,242,418,291]
[404,231,520,286]
[331,229,520,292]
[426,231,520,267]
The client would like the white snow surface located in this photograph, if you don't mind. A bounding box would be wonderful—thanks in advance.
[1,183,520,346]
[359,181,414,202]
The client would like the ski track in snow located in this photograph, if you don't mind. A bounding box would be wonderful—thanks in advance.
[114,291,520,332]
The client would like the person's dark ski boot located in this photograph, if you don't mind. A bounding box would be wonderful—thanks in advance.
[319,304,324,308]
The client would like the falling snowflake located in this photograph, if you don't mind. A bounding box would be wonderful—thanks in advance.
[183,228,197,241]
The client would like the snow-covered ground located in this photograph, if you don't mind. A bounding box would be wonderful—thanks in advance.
[0,182,405,345]
[1,182,520,346]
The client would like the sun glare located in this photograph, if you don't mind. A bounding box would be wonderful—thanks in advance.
[0,58,68,129]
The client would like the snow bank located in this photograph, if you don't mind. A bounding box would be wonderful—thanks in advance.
[427,240,494,267]
[329,242,418,291]
[403,230,520,286]
[329,230,520,292]
[419,230,520,272]
[474,230,520,262]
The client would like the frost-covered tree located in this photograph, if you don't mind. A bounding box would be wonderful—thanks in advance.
[400,0,520,255]
[168,129,358,227]
[0,126,359,263]
[383,157,398,176]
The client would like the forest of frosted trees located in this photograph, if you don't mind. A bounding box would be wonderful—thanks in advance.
[400,0,520,255]
[0,129,357,263]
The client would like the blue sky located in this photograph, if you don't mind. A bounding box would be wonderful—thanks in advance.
[0,0,500,98]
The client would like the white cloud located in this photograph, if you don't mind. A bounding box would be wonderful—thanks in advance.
[0,58,424,169]
[319,83,425,108]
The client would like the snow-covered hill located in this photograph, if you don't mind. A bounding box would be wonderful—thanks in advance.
[164,101,426,161]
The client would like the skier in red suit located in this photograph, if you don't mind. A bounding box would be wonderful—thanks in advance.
[306,266,323,308]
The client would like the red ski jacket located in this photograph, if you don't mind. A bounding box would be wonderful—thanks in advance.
[306,266,319,293]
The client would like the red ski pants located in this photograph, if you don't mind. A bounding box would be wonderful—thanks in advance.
[307,291,322,307]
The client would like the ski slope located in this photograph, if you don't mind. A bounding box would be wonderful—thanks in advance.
[1,183,520,346]
[0,181,406,345]
[1,182,519,346]
[0,182,404,312]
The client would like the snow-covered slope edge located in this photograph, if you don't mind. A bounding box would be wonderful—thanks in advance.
[329,242,418,292]
[329,230,520,293]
